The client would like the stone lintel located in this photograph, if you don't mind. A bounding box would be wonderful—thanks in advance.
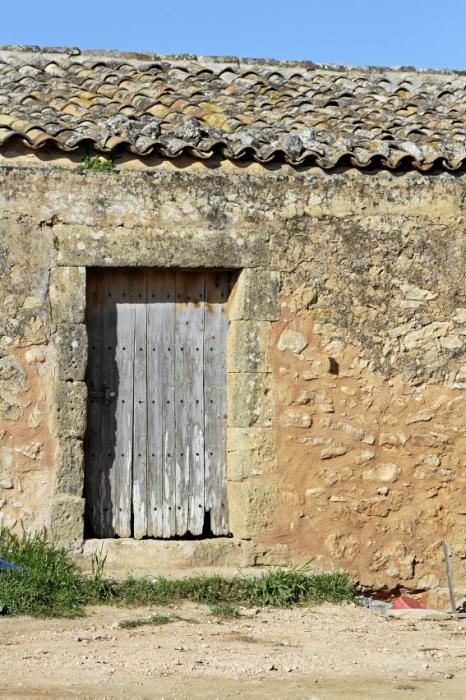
[54,224,268,269]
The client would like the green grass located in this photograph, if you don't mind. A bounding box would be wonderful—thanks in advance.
[0,529,357,618]
[0,529,105,617]
[210,603,241,618]
[119,614,176,629]
[112,568,356,608]
[80,156,115,171]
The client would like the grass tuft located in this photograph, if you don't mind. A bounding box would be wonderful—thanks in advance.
[0,529,357,617]
[0,529,103,617]
[119,614,175,629]
[81,156,115,171]
[112,566,356,608]
[210,603,241,618]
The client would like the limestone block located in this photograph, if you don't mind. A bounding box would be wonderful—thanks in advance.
[277,328,308,353]
[379,432,408,447]
[228,478,278,539]
[56,223,269,270]
[55,439,84,496]
[50,266,86,324]
[0,355,27,422]
[320,445,349,459]
[15,442,43,460]
[228,373,272,427]
[229,269,280,321]
[227,427,276,481]
[453,308,466,324]
[354,449,376,465]
[399,283,438,302]
[363,463,400,483]
[0,399,22,422]
[55,323,87,381]
[55,381,87,438]
[292,284,318,311]
[280,408,313,428]
[228,320,271,373]
[50,495,84,547]
[406,410,434,424]
[0,355,27,395]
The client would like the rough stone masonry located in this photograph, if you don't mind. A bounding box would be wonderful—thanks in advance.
[1,149,466,596]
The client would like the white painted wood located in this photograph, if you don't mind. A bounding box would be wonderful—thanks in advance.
[113,271,136,537]
[204,272,230,534]
[147,270,176,537]
[132,271,148,539]
[174,271,206,536]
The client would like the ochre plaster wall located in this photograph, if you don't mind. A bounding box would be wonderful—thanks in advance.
[1,151,465,594]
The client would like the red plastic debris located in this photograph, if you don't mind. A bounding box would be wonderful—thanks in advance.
[391,595,425,610]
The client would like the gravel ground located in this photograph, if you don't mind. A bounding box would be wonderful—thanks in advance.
[0,603,465,698]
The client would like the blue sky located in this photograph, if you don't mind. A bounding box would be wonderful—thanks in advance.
[0,0,464,70]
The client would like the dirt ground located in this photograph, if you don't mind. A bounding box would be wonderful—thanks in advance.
[0,603,465,699]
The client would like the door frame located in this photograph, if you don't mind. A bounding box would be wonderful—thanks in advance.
[50,264,280,546]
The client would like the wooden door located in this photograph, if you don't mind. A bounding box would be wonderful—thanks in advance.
[85,269,231,539]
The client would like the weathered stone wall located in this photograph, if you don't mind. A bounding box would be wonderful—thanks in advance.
[1,151,465,594]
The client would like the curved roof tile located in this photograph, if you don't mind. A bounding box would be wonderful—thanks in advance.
[0,46,466,170]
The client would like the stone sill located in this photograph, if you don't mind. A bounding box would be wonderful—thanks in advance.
[75,537,291,578]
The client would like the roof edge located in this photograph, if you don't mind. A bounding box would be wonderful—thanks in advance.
[1,44,465,76]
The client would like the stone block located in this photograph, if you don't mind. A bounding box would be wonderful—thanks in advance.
[55,323,87,381]
[0,355,27,396]
[277,328,308,353]
[228,373,272,427]
[229,269,280,321]
[363,463,400,483]
[50,495,85,547]
[50,266,86,324]
[280,408,313,428]
[56,223,269,269]
[227,427,276,481]
[228,320,271,372]
[228,478,278,539]
[55,439,84,496]
[55,381,87,438]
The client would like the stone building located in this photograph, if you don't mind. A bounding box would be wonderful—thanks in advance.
[1,45,466,593]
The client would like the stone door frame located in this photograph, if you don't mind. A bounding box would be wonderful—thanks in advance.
[49,262,280,547]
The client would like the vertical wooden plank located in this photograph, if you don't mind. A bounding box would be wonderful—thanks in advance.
[147,270,176,537]
[132,270,148,539]
[97,273,119,537]
[113,271,136,537]
[85,272,104,537]
[204,271,230,535]
[174,271,206,536]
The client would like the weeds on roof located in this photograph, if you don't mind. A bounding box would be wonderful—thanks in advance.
[81,155,115,171]
[0,529,357,617]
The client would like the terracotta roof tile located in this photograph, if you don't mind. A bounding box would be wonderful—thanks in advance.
[1,45,466,170]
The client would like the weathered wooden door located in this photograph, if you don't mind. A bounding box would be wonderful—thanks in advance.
[85,269,231,539]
